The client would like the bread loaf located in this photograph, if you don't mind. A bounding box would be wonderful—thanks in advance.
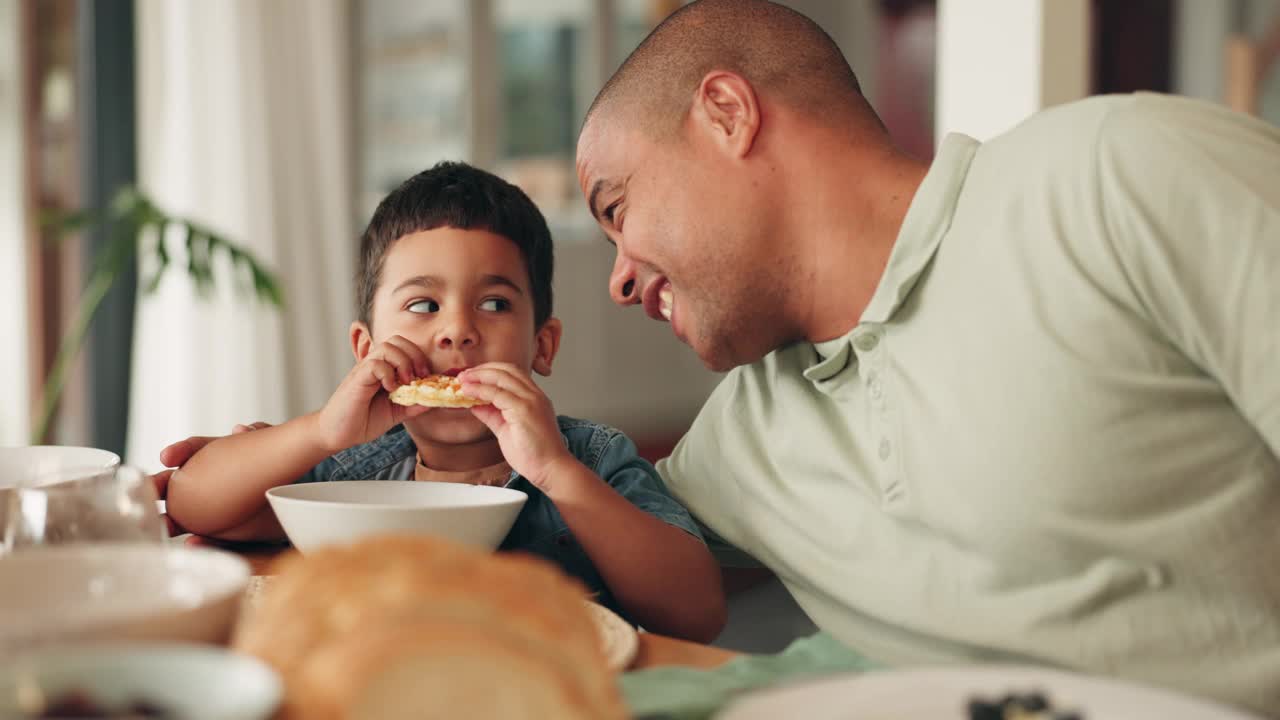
[233,536,626,719]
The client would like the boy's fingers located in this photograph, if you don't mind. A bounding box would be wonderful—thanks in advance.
[233,421,272,434]
[375,343,418,385]
[368,359,399,393]
[463,362,527,382]
[460,366,536,398]
[469,404,505,431]
[152,468,175,499]
[385,335,430,378]
[458,381,523,413]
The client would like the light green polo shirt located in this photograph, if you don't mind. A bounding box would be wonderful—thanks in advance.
[658,93,1280,716]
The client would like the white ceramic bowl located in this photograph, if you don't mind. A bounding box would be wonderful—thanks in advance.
[266,480,528,553]
[0,544,251,652]
[0,446,121,488]
[0,446,123,539]
[0,644,281,720]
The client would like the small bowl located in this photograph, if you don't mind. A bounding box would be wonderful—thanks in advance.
[0,643,282,720]
[266,480,528,553]
[0,446,121,488]
[0,544,251,652]
[0,446,122,538]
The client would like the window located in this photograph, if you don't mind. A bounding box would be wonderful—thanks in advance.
[359,1,469,218]
[358,0,665,241]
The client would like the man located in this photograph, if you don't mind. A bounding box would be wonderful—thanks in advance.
[576,0,1280,715]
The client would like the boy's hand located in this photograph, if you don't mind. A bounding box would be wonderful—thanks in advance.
[459,363,577,490]
[317,335,432,453]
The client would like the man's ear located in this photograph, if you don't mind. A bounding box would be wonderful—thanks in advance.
[350,321,374,361]
[689,70,761,158]
[532,318,563,377]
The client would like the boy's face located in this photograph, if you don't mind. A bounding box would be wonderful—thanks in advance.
[352,227,560,446]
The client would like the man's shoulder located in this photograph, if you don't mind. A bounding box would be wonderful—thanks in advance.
[994,93,1235,157]
[982,94,1123,158]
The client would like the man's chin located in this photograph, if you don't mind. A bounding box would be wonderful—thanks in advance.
[693,341,747,373]
[691,333,774,372]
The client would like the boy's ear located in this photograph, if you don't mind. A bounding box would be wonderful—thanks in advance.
[350,321,374,361]
[532,318,563,377]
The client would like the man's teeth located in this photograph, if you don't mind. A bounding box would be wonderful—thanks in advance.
[659,286,673,321]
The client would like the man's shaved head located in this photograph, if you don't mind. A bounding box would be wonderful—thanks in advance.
[585,0,875,137]
[575,0,905,371]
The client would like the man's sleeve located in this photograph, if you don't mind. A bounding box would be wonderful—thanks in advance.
[1096,96,1280,456]
[655,372,765,568]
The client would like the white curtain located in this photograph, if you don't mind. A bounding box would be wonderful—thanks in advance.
[127,0,355,470]
[0,0,29,445]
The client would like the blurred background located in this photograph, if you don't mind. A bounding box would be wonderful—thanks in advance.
[2,0,1280,651]
[3,0,1279,464]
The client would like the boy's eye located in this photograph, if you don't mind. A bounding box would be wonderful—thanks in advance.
[408,299,440,314]
[479,298,511,312]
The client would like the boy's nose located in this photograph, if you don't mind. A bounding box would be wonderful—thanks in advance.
[609,254,639,307]
[436,315,478,349]
[436,331,476,349]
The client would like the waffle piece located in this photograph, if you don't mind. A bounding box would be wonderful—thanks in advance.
[388,375,483,408]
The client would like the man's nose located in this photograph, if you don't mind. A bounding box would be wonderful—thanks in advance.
[609,253,639,307]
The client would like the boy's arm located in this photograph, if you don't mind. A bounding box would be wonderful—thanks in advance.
[169,334,431,537]
[540,456,727,643]
[166,413,331,537]
[458,363,727,643]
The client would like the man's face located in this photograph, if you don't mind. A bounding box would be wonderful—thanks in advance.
[358,228,556,445]
[576,117,797,371]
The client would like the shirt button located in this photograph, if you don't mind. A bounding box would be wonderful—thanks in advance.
[869,379,883,399]
[878,438,892,460]
[854,333,879,352]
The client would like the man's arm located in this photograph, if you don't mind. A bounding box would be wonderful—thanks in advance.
[1097,97,1280,455]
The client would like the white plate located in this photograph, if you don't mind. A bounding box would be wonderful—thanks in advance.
[0,643,281,720]
[586,601,639,672]
[718,666,1263,720]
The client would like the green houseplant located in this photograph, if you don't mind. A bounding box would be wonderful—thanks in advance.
[37,186,284,444]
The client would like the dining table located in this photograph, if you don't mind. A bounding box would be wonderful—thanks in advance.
[234,543,743,673]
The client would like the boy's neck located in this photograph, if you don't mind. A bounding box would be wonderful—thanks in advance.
[405,429,507,473]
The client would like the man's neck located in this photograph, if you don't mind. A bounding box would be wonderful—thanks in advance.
[787,139,929,344]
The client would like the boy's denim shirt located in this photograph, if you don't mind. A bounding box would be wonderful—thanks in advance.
[296,416,704,623]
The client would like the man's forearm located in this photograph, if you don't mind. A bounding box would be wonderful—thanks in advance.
[166,412,331,536]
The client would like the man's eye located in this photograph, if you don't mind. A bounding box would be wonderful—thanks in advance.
[479,298,511,312]
[408,300,440,314]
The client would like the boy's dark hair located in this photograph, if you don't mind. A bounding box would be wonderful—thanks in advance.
[357,161,554,329]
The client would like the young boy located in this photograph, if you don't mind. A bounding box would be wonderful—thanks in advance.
[166,162,726,642]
